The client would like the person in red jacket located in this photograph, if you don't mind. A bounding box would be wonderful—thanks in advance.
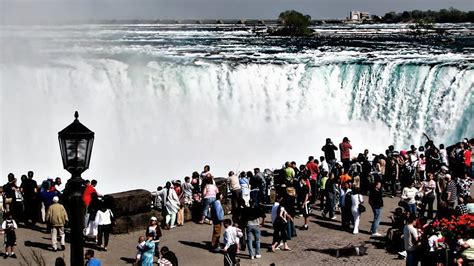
[339,137,353,172]
[83,180,101,242]
[306,156,319,204]
[465,147,472,178]
[83,180,99,208]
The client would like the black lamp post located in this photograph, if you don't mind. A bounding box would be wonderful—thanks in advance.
[58,111,94,266]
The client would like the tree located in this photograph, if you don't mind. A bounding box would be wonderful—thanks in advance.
[411,10,423,20]
[467,11,474,22]
[271,10,313,36]
[383,12,396,22]
[382,8,473,23]
[401,11,411,21]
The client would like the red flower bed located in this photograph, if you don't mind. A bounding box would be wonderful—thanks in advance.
[428,214,474,246]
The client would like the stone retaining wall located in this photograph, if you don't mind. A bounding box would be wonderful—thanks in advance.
[108,178,232,234]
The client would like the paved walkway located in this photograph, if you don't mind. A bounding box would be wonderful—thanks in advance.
[10,195,406,265]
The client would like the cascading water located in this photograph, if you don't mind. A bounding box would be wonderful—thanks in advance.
[1,24,472,193]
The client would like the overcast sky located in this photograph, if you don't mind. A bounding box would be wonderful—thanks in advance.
[0,0,472,23]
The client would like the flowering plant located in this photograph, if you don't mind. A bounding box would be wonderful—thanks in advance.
[428,214,474,246]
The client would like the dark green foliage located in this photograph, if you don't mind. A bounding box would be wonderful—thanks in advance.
[383,12,396,21]
[271,10,313,36]
[383,8,474,23]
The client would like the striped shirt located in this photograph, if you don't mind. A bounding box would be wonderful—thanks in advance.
[446,180,457,202]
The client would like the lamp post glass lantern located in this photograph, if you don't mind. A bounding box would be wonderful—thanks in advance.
[58,111,94,266]
[58,111,94,175]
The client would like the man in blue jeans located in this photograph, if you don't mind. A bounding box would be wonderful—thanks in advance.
[369,181,383,236]
[242,202,264,260]
[210,193,225,252]
[403,215,420,266]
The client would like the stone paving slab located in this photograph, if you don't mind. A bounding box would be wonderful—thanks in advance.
[9,195,407,266]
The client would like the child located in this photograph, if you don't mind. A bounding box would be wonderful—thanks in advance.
[233,222,243,254]
[84,249,102,266]
[223,219,242,266]
[157,246,178,266]
[135,236,146,264]
[1,212,18,259]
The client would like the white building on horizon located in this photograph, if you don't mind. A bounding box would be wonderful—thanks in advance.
[350,11,370,21]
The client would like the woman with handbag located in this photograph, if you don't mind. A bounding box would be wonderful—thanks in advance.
[271,196,292,252]
[351,188,364,234]
[95,203,114,251]
[419,173,436,219]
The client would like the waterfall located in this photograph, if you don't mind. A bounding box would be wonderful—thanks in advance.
[1,24,472,192]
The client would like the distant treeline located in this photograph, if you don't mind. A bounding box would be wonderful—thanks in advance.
[382,8,474,23]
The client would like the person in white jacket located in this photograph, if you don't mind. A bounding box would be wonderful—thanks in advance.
[164,182,180,229]
[95,204,114,251]
[401,182,418,216]
[351,188,364,234]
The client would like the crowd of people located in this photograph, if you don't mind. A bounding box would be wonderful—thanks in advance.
[139,136,472,265]
[0,173,68,259]
[0,173,115,264]
[0,168,179,265]
[2,136,473,266]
